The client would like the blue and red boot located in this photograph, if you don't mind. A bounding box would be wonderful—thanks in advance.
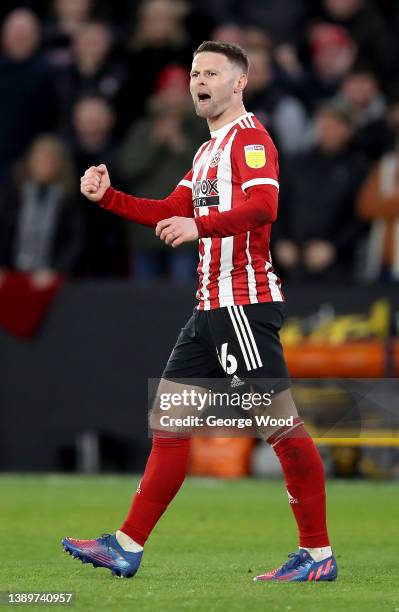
[62,533,143,578]
[254,548,338,582]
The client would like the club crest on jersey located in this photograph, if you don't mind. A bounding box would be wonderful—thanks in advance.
[210,149,222,167]
[244,144,266,168]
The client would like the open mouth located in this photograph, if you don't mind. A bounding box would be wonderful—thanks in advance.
[198,93,211,104]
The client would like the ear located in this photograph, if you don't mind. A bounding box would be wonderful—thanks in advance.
[234,73,248,94]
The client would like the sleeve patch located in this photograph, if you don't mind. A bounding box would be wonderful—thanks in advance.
[244,144,266,168]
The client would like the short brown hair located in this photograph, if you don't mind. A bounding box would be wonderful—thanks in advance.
[193,41,249,74]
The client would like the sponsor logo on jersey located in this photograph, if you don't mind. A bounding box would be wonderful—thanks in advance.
[244,144,266,168]
[193,178,219,208]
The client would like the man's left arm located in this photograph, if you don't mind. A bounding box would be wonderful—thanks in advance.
[156,128,280,245]
[194,184,278,238]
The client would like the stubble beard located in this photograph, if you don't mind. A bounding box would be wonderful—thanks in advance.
[193,100,215,119]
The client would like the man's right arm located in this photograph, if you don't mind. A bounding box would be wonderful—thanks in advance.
[99,184,194,227]
[81,164,194,228]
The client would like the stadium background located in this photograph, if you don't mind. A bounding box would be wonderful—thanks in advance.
[1,0,398,476]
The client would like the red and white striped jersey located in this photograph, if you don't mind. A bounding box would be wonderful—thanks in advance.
[179,111,283,310]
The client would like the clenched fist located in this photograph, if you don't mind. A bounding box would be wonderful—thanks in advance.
[80,164,110,202]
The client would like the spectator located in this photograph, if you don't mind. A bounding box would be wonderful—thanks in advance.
[244,46,310,155]
[276,23,357,113]
[356,141,399,282]
[71,96,116,165]
[128,0,189,55]
[117,65,208,281]
[56,21,129,132]
[0,134,83,278]
[70,96,127,276]
[309,23,355,110]
[118,0,192,131]
[211,22,243,45]
[205,0,309,45]
[42,0,94,67]
[335,66,393,161]
[319,0,394,81]
[0,2,47,22]
[242,26,272,52]
[274,102,368,282]
[0,9,58,184]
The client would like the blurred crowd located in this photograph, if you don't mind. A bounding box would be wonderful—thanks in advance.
[1,0,399,284]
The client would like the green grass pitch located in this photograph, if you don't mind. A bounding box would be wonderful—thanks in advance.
[1,475,398,611]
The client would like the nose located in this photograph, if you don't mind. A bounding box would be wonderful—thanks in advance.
[197,74,206,86]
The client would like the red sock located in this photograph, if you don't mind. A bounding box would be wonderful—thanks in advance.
[267,418,330,548]
[120,436,191,546]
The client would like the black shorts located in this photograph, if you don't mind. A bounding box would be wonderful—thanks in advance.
[162,302,290,393]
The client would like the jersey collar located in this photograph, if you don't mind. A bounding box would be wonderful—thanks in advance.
[210,112,254,139]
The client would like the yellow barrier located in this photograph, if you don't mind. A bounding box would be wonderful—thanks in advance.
[314,438,399,447]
